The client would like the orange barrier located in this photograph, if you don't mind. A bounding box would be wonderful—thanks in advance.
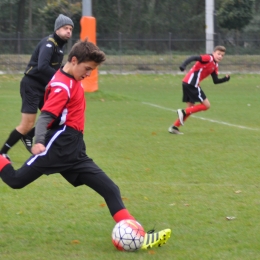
[80,16,98,92]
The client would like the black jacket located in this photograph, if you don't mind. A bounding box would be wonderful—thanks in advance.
[23,33,67,89]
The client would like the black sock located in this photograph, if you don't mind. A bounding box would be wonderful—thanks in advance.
[0,129,23,154]
[26,127,35,138]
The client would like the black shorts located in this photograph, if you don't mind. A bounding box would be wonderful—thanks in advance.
[0,125,125,216]
[20,76,45,114]
[27,126,103,183]
[182,82,207,103]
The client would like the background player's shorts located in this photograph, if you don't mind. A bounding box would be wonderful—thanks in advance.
[182,82,207,103]
[20,76,44,113]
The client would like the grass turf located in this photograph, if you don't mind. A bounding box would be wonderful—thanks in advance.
[0,73,259,259]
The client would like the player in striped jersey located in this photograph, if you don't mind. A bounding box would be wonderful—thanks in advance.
[169,46,230,134]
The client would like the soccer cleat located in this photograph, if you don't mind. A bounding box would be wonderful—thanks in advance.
[141,228,171,250]
[0,153,11,162]
[21,135,33,154]
[177,109,185,126]
[168,126,183,135]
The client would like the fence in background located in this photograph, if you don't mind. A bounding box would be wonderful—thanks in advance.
[1,32,260,73]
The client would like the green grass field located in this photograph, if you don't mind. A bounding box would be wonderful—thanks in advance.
[2,54,260,72]
[0,73,259,260]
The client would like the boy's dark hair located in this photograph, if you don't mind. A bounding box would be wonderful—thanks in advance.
[68,39,106,64]
[214,46,226,53]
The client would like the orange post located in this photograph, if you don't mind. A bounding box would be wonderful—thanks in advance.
[80,16,98,92]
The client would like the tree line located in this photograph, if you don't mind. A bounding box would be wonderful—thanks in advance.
[1,0,260,36]
[1,0,260,54]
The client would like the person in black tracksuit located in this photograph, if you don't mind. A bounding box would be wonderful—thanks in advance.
[0,14,74,160]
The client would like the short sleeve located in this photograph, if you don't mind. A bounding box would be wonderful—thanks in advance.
[200,54,213,63]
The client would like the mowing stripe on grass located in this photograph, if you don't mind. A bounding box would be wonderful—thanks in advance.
[142,102,260,131]
[118,181,256,187]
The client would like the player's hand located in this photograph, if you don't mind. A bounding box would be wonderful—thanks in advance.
[226,75,230,81]
[31,143,46,155]
[179,66,185,72]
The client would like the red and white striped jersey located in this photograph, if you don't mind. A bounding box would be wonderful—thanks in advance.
[183,54,219,87]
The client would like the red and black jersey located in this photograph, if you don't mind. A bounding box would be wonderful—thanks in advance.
[42,69,85,132]
[183,54,218,87]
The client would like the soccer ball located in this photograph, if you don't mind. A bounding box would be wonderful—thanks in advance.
[111,219,145,251]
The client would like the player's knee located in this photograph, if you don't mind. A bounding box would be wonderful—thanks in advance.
[1,168,27,189]
[1,175,27,189]
[6,181,26,189]
[202,99,210,109]
[203,102,210,109]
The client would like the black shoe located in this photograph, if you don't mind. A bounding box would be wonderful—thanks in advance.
[21,135,33,154]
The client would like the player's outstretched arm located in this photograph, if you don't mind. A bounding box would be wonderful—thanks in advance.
[179,55,201,71]
[211,72,230,84]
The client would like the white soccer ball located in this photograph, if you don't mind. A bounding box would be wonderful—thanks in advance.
[111,219,145,251]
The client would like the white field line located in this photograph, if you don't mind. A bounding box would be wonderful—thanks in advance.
[142,102,260,131]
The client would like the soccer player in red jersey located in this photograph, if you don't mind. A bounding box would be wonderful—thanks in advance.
[168,46,230,134]
[0,39,171,250]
